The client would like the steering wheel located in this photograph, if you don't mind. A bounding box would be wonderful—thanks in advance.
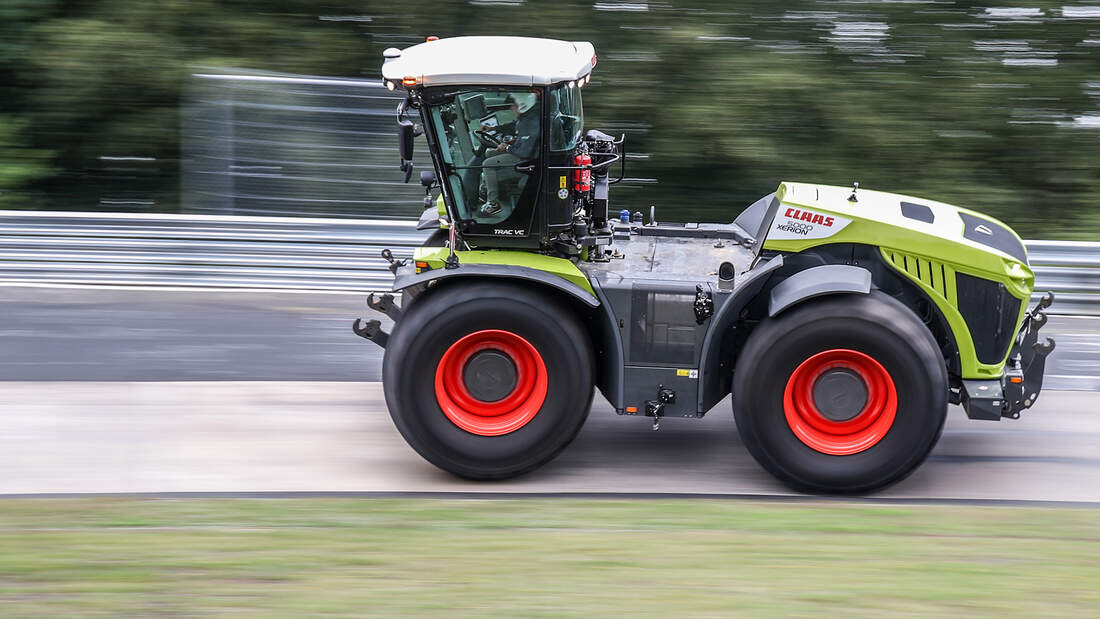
[474,129,503,148]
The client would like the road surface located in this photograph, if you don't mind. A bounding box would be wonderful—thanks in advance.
[2,286,1096,388]
[1,285,1097,501]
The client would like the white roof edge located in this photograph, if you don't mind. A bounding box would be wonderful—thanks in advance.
[382,37,596,87]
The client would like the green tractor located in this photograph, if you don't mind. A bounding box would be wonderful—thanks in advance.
[354,36,1055,493]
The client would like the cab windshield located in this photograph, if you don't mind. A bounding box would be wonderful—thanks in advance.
[549,82,583,152]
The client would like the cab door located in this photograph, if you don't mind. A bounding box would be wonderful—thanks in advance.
[423,88,543,248]
[544,83,586,237]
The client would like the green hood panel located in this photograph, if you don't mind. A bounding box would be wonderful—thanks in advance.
[764,182,1033,379]
[764,182,1031,285]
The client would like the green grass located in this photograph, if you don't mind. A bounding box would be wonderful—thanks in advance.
[0,499,1097,617]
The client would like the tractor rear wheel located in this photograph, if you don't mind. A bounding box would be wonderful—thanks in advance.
[733,291,948,493]
[383,281,593,480]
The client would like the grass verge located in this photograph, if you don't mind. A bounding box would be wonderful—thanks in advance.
[0,499,1097,617]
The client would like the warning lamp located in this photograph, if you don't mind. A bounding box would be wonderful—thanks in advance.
[573,153,592,192]
[402,76,418,86]
[426,35,439,42]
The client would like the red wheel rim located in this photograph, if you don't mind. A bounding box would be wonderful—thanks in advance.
[435,329,548,436]
[782,349,897,456]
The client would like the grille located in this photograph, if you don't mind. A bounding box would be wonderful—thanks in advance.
[955,272,1022,364]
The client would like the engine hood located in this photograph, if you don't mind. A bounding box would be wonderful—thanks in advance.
[762,181,1031,282]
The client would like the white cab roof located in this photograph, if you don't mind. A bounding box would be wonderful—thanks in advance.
[382,36,596,87]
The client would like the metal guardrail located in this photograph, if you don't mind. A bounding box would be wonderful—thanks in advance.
[0,211,428,292]
[0,210,1096,313]
[1023,240,1100,315]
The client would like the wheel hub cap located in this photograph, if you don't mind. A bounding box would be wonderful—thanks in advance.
[435,329,548,436]
[812,368,868,422]
[783,349,898,456]
[462,350,517,402]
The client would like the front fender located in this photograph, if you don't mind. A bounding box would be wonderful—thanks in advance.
[768,264,872,316]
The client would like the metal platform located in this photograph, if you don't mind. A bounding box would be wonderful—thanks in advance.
[579,222,758,286]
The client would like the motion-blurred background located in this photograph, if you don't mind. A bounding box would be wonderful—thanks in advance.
[2,0,1100,236]
[2,4,1100,614]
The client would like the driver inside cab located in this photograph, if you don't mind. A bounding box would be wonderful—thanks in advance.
[480,92,539,217]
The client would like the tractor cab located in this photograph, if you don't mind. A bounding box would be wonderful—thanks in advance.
[382,36,621,254]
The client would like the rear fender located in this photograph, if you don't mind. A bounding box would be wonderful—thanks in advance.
[392,263,599,308]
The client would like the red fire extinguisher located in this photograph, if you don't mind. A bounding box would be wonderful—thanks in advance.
[573,153,591,192]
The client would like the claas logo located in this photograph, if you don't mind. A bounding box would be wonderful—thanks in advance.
[785,207,835,227]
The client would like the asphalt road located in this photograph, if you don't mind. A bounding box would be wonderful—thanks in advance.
[1,285,1097,501]
[1,285,1096,389]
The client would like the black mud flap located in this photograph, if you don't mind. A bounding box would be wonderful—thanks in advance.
[961,292,1056,420]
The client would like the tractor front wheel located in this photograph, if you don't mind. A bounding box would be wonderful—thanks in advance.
[733,291,948,493]
[383,281,593,480]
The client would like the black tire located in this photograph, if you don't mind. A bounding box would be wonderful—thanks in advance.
[383,280,593,480]
[733,291,948,494]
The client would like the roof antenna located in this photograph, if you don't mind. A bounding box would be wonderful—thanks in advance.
[848,181,859,203]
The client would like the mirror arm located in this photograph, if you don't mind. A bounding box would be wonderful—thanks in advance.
[610,134,627,185]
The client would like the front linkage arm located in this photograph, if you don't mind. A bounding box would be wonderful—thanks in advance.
[1002,291,1056,418]
[352,291,404,349]
[352,250,411,349]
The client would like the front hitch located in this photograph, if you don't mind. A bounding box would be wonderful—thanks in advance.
[960,292,1055,421]
[1001,291,1056,418]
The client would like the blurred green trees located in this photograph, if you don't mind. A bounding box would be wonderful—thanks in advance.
[2,0,1099,237]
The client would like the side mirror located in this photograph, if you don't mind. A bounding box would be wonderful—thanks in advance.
[398,119,415,162]
[420,170,436,187]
